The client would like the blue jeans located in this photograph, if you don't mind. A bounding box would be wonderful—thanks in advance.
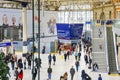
[48,73,51,79]
[82,78,85,80]
[76,66,79,72]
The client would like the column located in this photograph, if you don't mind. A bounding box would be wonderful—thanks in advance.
[22,6,27,54]
[118,37,120,66]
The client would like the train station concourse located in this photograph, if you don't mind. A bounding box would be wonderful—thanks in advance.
[0,0,120,80]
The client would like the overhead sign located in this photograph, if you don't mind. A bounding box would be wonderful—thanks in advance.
[23,41,28,46]
[0,42,11,47]
[85,21,91,24]
[13,41,18,44]
[56,23,70,40]
[56,23,83,40]
[70,24,83,40]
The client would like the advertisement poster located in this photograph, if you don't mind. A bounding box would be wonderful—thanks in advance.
[56,23,83,40]
[70,24,83,39]
[56,23,70,40]
[0,9,23,41]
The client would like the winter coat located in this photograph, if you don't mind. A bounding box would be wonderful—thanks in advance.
[70,67,75,75]
[18,72,23,79]
[47,67,52,74]
[53,55,56,62]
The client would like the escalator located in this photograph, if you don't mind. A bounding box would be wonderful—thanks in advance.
[106,27,117,73]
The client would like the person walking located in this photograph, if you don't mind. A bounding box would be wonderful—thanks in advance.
[75,60,80,72]
[24,58,26,70]
[81,70,91,80]
[67,50,70,60]
[98,74,102,80]
[42,46,45,54]
[18,69,23,80]
[84,55,88,65]
[10,56,15,70]
[47,66,52,80]
[59,47,62,55]
[64,53,67,62]
[78,52,81,61]
[18,58,23,69]
[32,66,37,80]
[14,67,18,80]
[27,57,31,69]
[88,57,92,69]
[6,65,11,77]
[48,54,52,66]
[74,51,78,60]
[93,62,99,71]
[63,72,68,80]
[70,66,75,80]
[35,58,39,69]
[53,54,56,65]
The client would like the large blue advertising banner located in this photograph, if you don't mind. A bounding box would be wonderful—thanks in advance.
[70,24,83,39]
[0,42,11,47]
[56,23,70,39]
[56,23,83,40]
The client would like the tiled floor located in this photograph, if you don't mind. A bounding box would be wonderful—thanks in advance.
[8,50,120,80]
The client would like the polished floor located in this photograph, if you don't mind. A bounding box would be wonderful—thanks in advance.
[8,50,120,80]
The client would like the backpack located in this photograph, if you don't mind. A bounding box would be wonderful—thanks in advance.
[85,74,91,80]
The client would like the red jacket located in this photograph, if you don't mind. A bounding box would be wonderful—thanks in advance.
[18,72,23,79]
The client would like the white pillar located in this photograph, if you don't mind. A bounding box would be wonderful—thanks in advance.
[22,7,27,54]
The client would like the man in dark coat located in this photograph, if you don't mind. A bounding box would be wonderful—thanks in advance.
[47,66,52,80]
[48,54,52,66]
[53,54,56,65]
[14,67,18,80]
[32,66,37,80]
[64,53,67,62]
[84,55,88,65]
[78,52,81,61]
[70,66,75,80]
[67,51,70,60]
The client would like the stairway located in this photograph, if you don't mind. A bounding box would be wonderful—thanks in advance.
[92,52,107,71]
[92,25,107,72]
[106,27,117,73]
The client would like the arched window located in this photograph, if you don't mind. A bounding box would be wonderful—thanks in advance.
[100,12,105,20]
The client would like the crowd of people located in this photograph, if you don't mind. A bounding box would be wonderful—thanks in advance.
[45,36,101,80]
[1,51,41,80]
[0,35,102,80]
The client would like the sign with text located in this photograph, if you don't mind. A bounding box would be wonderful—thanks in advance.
[0,42,11,47]
[56,23,70,40]
[70,24,83,40]
[56,23,83,40]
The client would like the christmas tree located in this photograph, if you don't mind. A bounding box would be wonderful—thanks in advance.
[0,53,9,80]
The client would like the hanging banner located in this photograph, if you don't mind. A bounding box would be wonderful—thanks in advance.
[85,21,91,24]
[0,42,11,47]
[56,23,83,40]
[70,24,83,40]
[56,23,70,40]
